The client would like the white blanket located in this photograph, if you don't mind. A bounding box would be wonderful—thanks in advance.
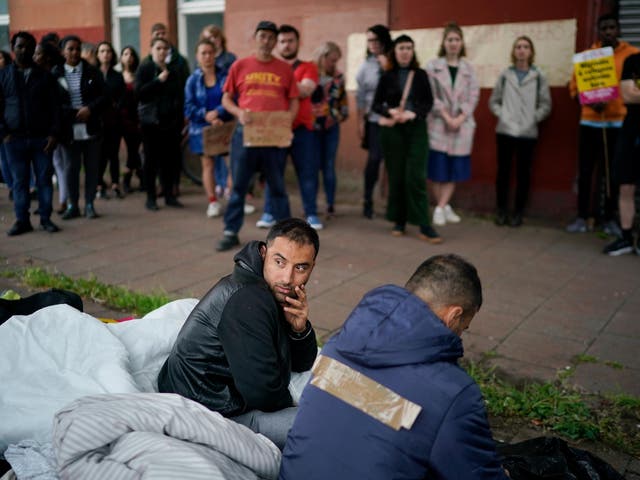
[0,299,196,452]
[53,393,280,479]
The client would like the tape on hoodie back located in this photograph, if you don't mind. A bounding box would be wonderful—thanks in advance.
[310,355,422,431]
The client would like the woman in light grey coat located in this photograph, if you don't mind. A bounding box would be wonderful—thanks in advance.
[489,35,551,227]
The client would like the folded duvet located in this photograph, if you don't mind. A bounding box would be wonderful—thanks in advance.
[53,393,280,480]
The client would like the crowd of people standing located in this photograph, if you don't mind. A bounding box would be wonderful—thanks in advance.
[1,15,638,256]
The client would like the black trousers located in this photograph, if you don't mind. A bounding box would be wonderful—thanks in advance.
[141,125,177,202]
[495,134,537,214]
[363,121,384,205]
[576,125,619,221]
[99,129,122,185]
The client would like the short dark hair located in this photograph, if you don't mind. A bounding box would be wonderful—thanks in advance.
[151,23,167,34]
[266,218,320,259]
[60,35,82,50]
[11,31,36,51]
[597,13,619,28]
[150,37,169,48]
[278,24,299,40]
[405,254,482,314]
[367,24,392,55]
[96,41,117,68]
[390,34,420,70]
[41,32,60,46]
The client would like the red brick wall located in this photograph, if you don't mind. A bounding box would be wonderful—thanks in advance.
[9,0,109,44]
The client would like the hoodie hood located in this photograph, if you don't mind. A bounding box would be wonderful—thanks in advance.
[233,240,266,280]
[329,285,463,368]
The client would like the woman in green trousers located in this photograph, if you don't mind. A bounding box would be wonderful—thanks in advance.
[372,34,442,243]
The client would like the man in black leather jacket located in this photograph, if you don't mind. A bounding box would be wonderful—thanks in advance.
[158,218,319,449]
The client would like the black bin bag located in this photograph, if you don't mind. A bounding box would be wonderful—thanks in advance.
[498,437,624,480]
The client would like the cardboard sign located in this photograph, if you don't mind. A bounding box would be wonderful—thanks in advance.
[243,111,292,148]
[203,121,236,156]
[573,47,618,104]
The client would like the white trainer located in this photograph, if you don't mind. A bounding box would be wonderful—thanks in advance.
[244,203,256,215]
[443,204,461,223]
[206,201,221,218]
[433,206,446,226]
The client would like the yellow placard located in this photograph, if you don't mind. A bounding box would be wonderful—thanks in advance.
[574,56,617,93]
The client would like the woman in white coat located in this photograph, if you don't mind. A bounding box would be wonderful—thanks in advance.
[489,36,551,227]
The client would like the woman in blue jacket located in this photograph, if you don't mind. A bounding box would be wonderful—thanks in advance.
[184,39,232,218]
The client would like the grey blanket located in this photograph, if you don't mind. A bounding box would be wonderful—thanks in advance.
[52,393,281,480]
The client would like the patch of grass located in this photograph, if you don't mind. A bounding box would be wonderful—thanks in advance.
[604,360,624,370]
[464,359,640,456]
[573,353,599,364]
[1,267,171,317]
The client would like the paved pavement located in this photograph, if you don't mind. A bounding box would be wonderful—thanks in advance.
[1,183,639,475]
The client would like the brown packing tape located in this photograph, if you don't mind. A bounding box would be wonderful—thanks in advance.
[310,355,422,431]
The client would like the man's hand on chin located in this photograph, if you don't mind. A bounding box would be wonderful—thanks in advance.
[283,284,309,332]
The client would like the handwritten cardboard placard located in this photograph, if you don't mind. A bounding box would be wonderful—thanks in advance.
[203,121,236,156]
[243,111,292,148]
[573,47,618,104]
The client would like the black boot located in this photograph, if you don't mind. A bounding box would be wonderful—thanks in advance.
[363,200,373,219]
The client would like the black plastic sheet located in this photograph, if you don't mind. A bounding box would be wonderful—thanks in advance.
[498,437,624,480]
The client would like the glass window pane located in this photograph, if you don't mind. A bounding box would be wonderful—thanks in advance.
[0,25,9,52]
[118,0,139,6]
[0,1,7,16]
[120,17,140,55]
[185,13,223,67]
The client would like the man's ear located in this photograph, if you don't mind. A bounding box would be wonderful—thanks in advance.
[259,244,267,260]
[440,305,464,332]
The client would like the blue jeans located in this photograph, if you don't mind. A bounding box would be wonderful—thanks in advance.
[231,406,298,450]
[214,155,228,191]
[264,126,320,217]
[317,124,340,208]
[5,136,54,223]
[0,143,12,189]
[224,126,290,234]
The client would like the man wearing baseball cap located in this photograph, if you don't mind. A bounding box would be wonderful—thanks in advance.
[217,21,299,251]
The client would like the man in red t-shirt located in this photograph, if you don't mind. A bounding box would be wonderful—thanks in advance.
[256,24,324,231]
[217,20,299,251]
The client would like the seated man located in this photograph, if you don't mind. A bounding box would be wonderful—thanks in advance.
[158,218,319,449]
[280,254,508,479]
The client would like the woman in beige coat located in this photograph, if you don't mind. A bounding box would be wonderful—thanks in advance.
[425,22,480,226]
[489,36,551,227]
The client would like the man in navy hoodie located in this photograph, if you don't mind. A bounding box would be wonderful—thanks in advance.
[280,254,508,479]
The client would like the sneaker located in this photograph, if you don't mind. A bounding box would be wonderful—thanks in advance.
[443,204,460,223]
[391,224,405,237]
[85,203,98,219]
[601,220,622,238]
[419,225,443,244]
[244,203,256,215]
[165,197,184,208]
[494,210,508,226]
[433,206,446,226]
[216,232,240,252]
[61,205,81,220]
[206,201,221,218]
[603,237,634,256]
[39,219,60,233]
[509,212,523,227]
[7,221,33,236]
[363,201,373,219]
[306,215,323,230]
[566,217,587,233]
[256,213,276,229]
